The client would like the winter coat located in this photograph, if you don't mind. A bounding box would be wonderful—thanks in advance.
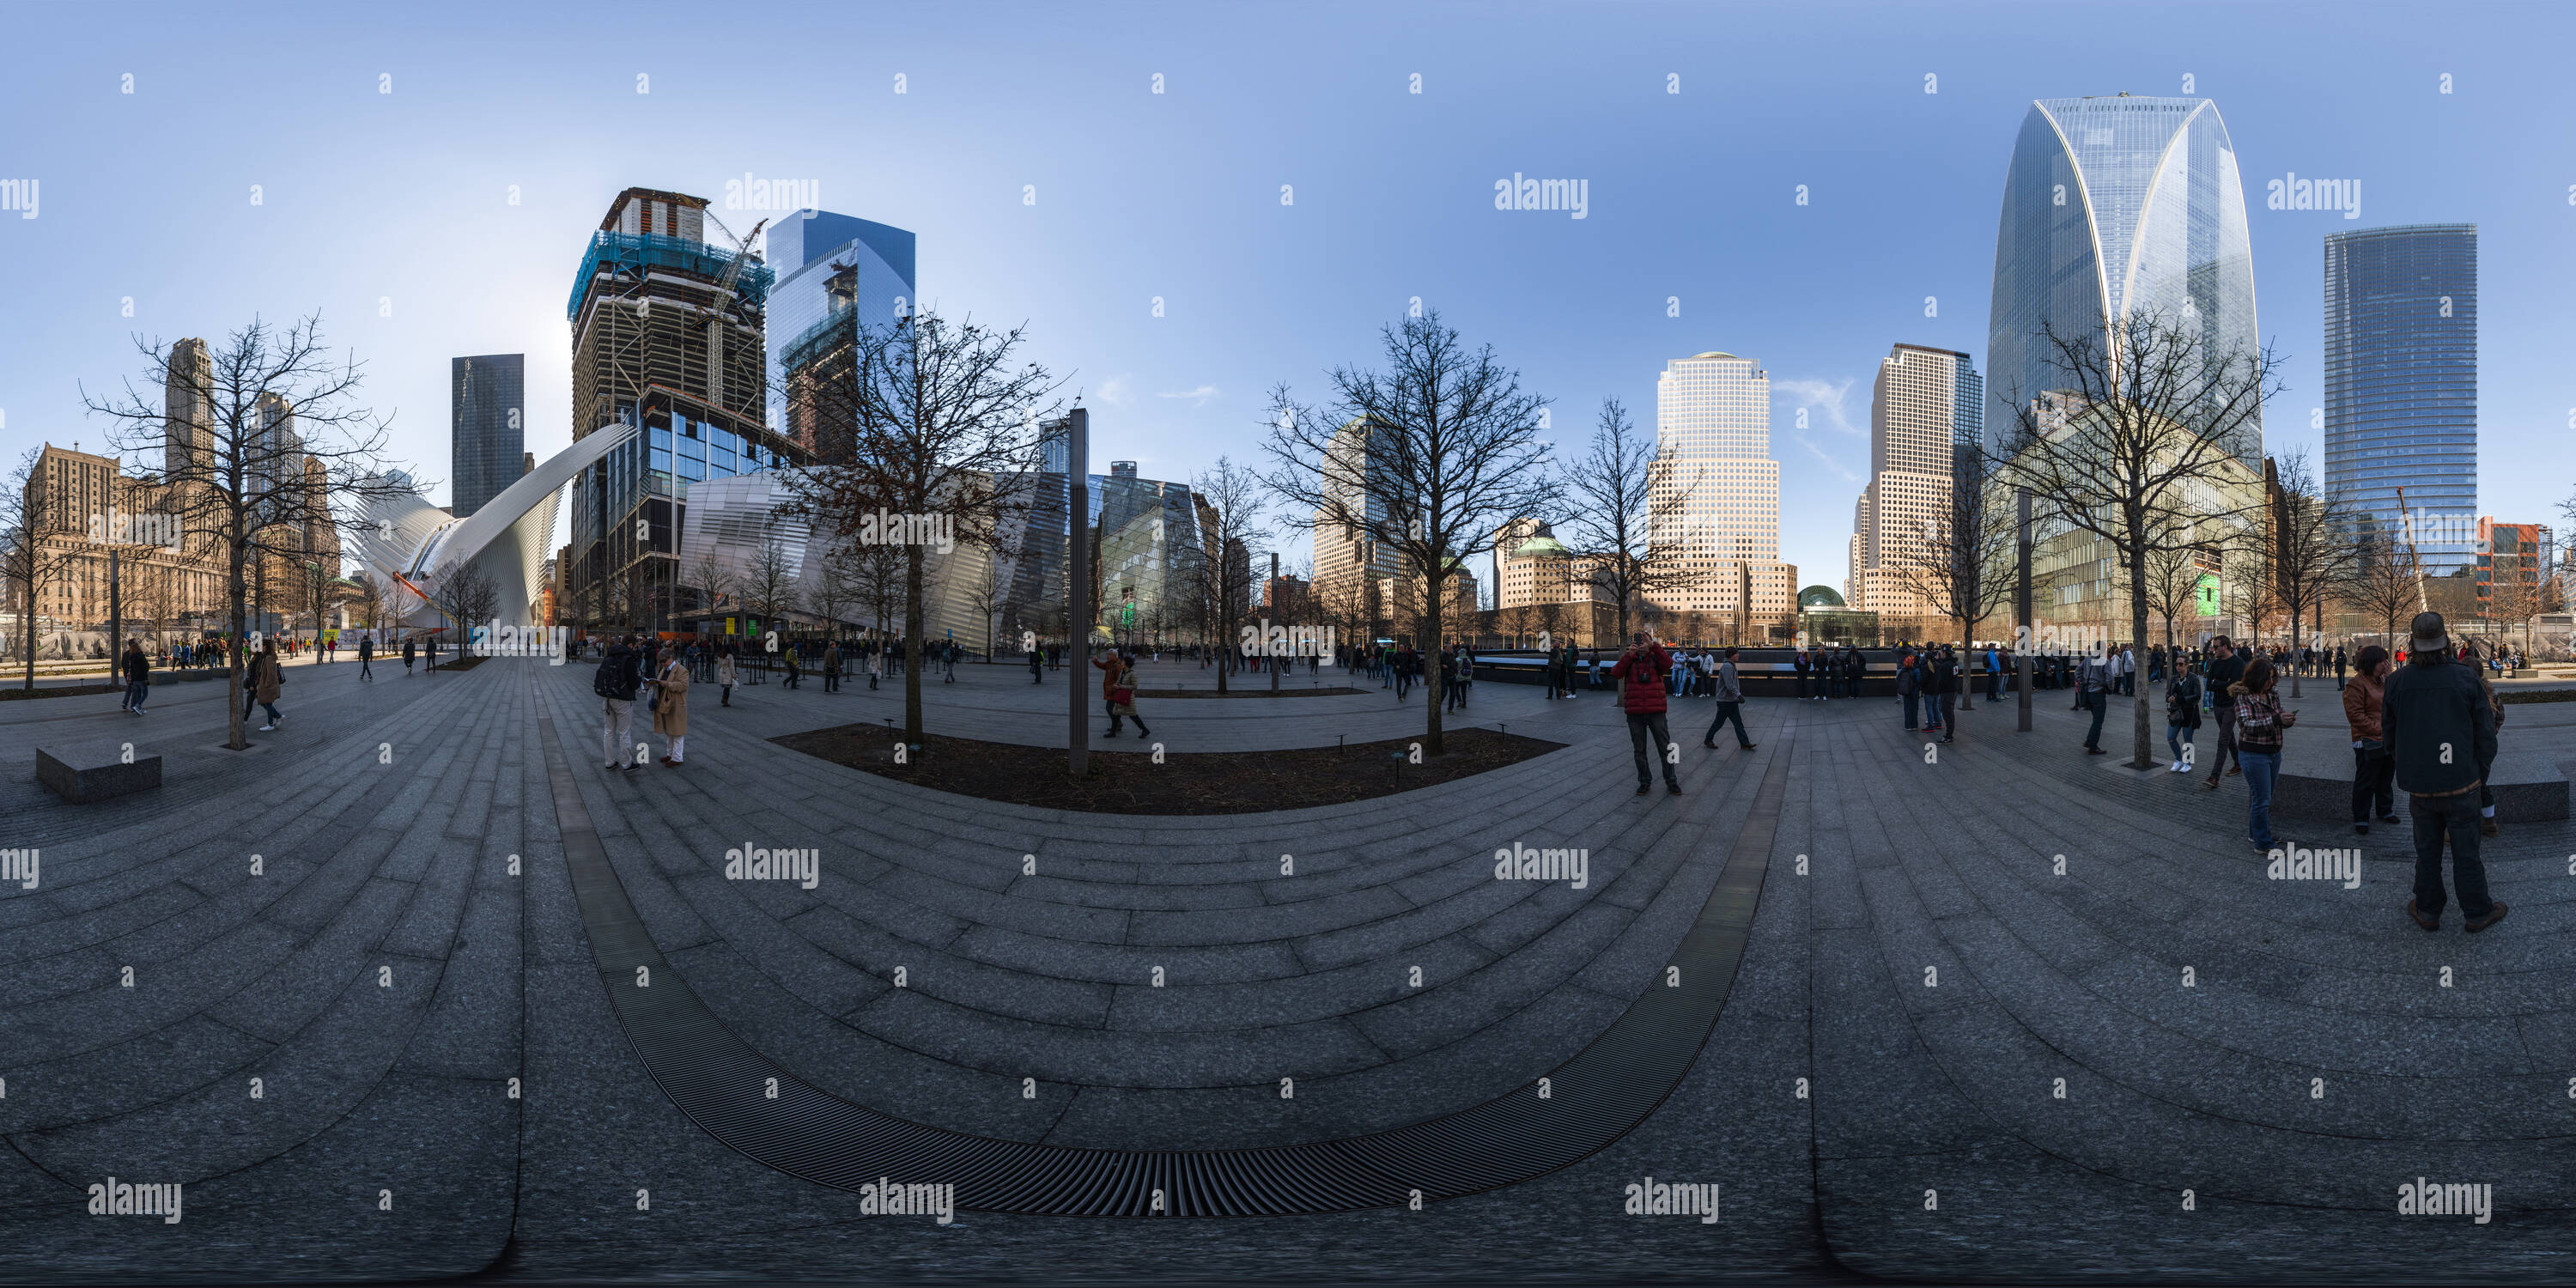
[2342,672,2385,744]
[1107,663,1138,716]
[1094,653,1121,701]
[252,653,282,703]
[2227,681,2293,753]
[2165,673,2202,729]
[717,655,737,687]
[2382,653,2494,796]
[1608,642,1672,714]
[651,660,690,736]
[823,646,841,676]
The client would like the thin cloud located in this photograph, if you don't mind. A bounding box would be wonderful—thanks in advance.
[1795,433,1862,482]
[1157,385,1219,407]
[1095,376,1134,407]
[1774,377,1862,437]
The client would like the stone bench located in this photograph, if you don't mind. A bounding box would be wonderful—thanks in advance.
[35,739,163,804]
[2273,729,2567,824]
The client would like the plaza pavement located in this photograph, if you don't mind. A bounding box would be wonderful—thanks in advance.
[1,655,2572,1281]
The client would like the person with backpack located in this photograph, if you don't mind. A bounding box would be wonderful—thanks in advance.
[1927,646,1957,741]
[2385,613,2502,931]
[402,635,416,676]
[2228,656,2297,853]
[358,635,374,681]
[2162,658,2202,772]
[2078,646,2112,754]
[1896,649,1922,731]
[2343,645,2396,834]
[595,635,645,774]
[1609,630,1685,797]
[424,633,440,673]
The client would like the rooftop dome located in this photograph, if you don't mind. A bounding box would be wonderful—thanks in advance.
[1797,585,1846,609]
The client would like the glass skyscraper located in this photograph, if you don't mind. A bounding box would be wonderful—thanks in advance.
[2324,224,2477,574]
[767,209,916,442]
[1987,94,2258,454]
[450,353,525,518]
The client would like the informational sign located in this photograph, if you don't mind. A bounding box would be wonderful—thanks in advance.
[2193,573,2222,617]
[1121,601,1136,628]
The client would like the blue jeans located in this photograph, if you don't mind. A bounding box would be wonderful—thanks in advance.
[125,679,149,709]
[1923,693,1947,728]
[2410,789,2492,919]
[2239,750,2280,846]
[1902,692,1919,729]
[2166,723,2194,762]
[2082,690,2106,749]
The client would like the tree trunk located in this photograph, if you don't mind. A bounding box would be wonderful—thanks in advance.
[2128,547,2154,770]
[227,550,248,751]
[1421,586,1445,758]
[903,544,925,752]
[2287,604,2305,699]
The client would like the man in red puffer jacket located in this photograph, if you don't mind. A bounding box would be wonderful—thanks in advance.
[1609,630,1684,797]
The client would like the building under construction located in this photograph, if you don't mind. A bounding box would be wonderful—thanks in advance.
[561,187,808,632]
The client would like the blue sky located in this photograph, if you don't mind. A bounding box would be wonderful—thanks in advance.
[3,0,2571,592]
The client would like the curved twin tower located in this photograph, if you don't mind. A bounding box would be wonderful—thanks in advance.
[349,422,635,629]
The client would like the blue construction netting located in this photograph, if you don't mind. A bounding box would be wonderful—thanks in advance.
[566,231,777,321]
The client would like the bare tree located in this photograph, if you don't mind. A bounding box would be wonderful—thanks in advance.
[1261,311,1557,755]
[803,544,858,641]
[83,317,409,747]
[743,528,799,655]
[2262,449,2366,696]
[775,311,1060,756]
[1191,457,1267,692]
[1,447,85,690]
[2126,520,2212,668]
[687,548,738,631]
[349,568,389,632]
[1562,397,1696,647]
[1984,307,2279,770]
[963,536,1011,662]
[434,558,500,649]
[1883,487,2014,706]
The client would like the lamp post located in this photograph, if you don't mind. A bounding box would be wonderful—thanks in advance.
[1066,408,1091,777]
[2016,487,2032,732]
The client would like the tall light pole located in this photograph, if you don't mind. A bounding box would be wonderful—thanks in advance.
[1269,551,1280,694]
[1066,409,1091,777]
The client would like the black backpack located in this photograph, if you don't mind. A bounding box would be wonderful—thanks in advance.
[592,653,627,698]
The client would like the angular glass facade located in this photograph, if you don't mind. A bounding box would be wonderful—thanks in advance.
[764,209,917,435]
[1987,95,2258,456]
[2324,225,2476,574]
[451,354,525,519]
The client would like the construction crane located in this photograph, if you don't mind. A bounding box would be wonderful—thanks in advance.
[2393,484,2430,614]
[698,211,770,416]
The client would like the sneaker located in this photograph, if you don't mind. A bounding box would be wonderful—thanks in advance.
[2465,902,2509,933]
[2354,823,2370,835]
[605,763,620,770]
[622,762,641,774]
[258,724,276,732]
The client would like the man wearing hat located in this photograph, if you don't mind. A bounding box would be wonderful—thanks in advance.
[2382,611,2504,933]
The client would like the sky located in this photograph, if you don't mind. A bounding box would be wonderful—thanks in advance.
[3,0,2572,598]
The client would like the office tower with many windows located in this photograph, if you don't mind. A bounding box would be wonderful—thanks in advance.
[450,354,525,519]
[2324,224,2477,574]
[1848,344,1981,620]
[1987,94,2259,453]
[1651,351,1796,630]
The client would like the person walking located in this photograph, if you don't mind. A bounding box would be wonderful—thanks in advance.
[650,648,691,766]
[943,640,958,683]
[2343,645,2396,834]
[717,646,738,706]
[1703,647,1755,750]
[120,638,151,715]
[595,635,644,774]
[2078,647,2111,754]
[424,633,440,673]
[1394,647,1413,702]
[783,641,803,690]
[1104,652,1150,738]
[358,635,374,682]
[2384,613,2502,931]
[1609,631,1685,796]
[1028,638,1042,685]
[2163,656,2202,772]
[823,641,842,694]
[1986,642,2004,703]
[1443,646,1468,713]
[2200,637,2246,787]
[403,635,416,676]
[246,639,285,731]
[2228,657,2295,852]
